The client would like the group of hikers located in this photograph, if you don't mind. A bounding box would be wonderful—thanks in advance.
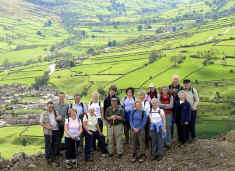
[40,74,200,168]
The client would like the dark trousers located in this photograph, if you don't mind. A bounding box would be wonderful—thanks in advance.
[189,111,197,139]
[85,130,108,161]
[145,116,151,148]
[176,123,189,144]
[44,130,60,162]
[65,137,79,160]
[58,125,64,143]
[93,118,103,150]
[124,121,131,143]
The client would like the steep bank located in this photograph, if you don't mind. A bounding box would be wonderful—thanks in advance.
[1,131,235,171]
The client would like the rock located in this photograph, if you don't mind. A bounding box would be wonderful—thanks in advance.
[13,152,26,162]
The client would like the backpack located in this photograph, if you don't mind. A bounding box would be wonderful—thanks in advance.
[70,103,86,122]
[90,101,101,107]
[124,96,136,101]
[132,110,145,121]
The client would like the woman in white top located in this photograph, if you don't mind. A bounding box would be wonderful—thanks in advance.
[149,98,166,161]
[88,92,104,151]
[83,107,108,161]
[88,92,104,131]
[64,108,83,169]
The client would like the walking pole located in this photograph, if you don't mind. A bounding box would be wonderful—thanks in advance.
[75,140,78,169]
[112,119,115,158]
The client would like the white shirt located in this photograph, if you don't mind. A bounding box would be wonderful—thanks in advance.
[141,100,151,116]
[88,101,103,118]
[83,113,98,132]
[149,108,165,123]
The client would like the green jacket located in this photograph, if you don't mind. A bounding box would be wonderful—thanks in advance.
[105,106,124,125]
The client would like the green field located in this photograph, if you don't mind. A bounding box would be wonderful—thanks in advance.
[0,0,235,159]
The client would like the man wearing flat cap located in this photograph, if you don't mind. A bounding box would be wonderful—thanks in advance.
[105,97,124,158]
[183,79,200,142]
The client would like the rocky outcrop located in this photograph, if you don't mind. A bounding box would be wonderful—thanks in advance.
[0,152,43,171]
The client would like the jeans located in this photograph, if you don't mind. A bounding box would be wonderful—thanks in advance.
[44,130,60,162]
[165,114,173,147]
[85,130,108,161]
[150,127,163,157]
[93,118,103,150]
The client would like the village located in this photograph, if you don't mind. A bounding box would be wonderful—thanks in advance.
[0,84,71,127]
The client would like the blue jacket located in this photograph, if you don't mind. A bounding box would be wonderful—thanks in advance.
[174,100,192,125]
[130,110,147,131]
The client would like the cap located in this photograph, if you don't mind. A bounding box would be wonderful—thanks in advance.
[183,79,191,84]
[149,83,155,88]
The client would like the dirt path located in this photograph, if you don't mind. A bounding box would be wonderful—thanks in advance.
[49,64,56,75]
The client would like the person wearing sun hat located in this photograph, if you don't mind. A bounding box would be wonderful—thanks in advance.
[183,79,199,142]
[146,83,159,102]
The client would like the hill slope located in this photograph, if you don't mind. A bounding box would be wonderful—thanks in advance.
[1,131,235,171]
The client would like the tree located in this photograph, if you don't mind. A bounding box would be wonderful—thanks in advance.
[149,50,161,64]
[138,25,143,31]
[32,71,49,90]
[87,48,95,55]
[3,59,9,68]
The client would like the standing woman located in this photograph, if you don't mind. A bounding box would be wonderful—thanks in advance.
[138,90,151,148]
[83,107,108,161]
[122,87,136,144]
[146,83,158,103]
[158,86,174,149]
[64,108,83,169]
[88,92,104,151]
[174,91,192,145]
[149,98,166,161]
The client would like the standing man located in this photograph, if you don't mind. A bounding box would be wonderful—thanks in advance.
[169,75,183,138]
[40,101,60,167]
[183,79,200,142]
[104,85,120,116]
[130,101,147,163]
[54,92,69,153]
[105,97,124,158]
[69,94,88,122]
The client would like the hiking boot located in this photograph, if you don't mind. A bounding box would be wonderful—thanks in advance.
[101,153,108,157]
[131,157,137,163]
[156,155,163,161]
[117,154,122,159]
[52,162,59,168]
[151,156,157,161]
[138,154,146,163]
[46,159,52,165]
[65,163,72,169]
